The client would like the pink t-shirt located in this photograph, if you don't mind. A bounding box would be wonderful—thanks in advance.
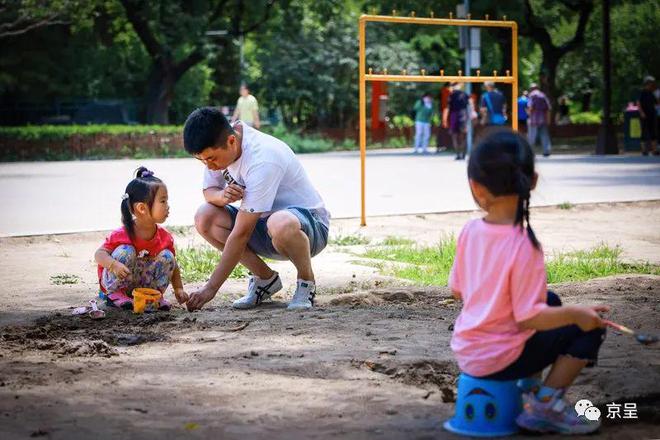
[449,219,548,377]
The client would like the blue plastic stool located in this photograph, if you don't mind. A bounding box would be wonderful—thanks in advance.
[444,373,523,437]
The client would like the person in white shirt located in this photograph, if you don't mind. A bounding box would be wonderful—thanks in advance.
[231,84,260,128]
[183,107,330,311]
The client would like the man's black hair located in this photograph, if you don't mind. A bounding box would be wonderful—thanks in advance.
[183,107,234,155]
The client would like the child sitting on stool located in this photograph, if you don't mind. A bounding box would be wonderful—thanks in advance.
[448,130,608,434]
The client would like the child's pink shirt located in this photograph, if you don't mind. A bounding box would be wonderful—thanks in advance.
[449,219,548,377]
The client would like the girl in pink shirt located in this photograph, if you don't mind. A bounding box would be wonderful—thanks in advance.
[449,130,608,435]
[94,167,189,310]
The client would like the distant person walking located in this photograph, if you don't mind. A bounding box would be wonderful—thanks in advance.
[480,81,507,126]
[555,96,571,126]
[518,90,529,129]
[443,82,469,160]
[436,83,452,153]
[636,76,658,156]
[231,84,260,129]
[413,92,434,154]
[527,83,552,157]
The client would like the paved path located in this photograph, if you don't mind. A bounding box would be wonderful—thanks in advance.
[1,149,659,236]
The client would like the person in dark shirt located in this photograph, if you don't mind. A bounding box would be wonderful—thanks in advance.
[556,96,570,126]
[443,82,469,160]
[636,76,658,156]
[479,81,507,126]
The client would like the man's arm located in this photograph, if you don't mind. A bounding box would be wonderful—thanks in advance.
[203,184,244,208]
[253,108,260,129]
[231,101,240,123]
[636,100,646,118]
[186,210,261,310]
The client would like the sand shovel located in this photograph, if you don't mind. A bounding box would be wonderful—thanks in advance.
[88,299,106,320]
[604,320,658,345]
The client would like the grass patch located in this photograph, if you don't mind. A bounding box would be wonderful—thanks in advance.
[381,236,415,246]
[361,237,456,286]
[330,234,371,246]
[545,244,660,283]
[176,245,248,283]
[50,273,81,285]
[557,202,574,210]
[167,225,192,236]
[360,240,658,286]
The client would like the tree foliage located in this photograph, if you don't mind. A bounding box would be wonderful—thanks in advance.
[0,0,657,127]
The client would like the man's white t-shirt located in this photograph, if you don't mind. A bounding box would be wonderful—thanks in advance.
[202,122,330,226]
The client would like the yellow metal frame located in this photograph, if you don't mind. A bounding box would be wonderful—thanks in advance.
[358,13,519,226]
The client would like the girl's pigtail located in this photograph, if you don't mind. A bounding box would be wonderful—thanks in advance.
[120,195,135,239]
[524,196,540,250]
[515,171,540,250]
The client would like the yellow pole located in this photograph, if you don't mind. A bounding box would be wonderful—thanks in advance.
[362,14,514,28]
[359,16,367,226]
[364,74,514,83]
[511,22,519,131]
[356,14,518,226]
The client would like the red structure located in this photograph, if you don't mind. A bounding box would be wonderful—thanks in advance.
[371,81,388,142]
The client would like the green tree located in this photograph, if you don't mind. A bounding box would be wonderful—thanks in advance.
[115,0,278,124]
[558,0,660,116]
[251,1,360,127]
[519,0,594,118]
[0,0,93,39]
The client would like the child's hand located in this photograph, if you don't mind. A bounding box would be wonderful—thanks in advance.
[110,260,131,279]
[572,305,610,331]
[223,184,244,204]
[174,288,189,305]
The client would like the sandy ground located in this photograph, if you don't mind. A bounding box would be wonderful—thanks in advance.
[0,201,659,439]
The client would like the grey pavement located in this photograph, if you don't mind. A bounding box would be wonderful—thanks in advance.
[1,149,659,236]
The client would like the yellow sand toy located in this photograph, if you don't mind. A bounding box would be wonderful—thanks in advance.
[132,288,162,314]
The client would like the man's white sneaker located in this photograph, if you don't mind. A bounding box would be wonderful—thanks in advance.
[232,272,282,309]
[287,280,316,311]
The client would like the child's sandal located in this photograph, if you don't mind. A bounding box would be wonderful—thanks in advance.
[106,291,133,310]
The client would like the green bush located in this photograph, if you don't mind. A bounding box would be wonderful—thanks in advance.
[392,114,414,128]
[0,124,182,141]
[385,136,409,148]
[570,112,601,125]
[0,123,414,161]
[263,124,334,154]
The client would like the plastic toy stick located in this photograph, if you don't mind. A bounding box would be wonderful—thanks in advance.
[605,320,658,345]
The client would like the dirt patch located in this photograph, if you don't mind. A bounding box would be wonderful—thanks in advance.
[325,287,453,307]
[0,203,659,439]
[0,275,657,439]
[0,310,176,358]
[357,359,459,403]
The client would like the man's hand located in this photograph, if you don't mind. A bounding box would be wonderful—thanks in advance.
[173,287,189,305]
[186,286,217,311]
[222,184,244,204]
[571,305,610,332]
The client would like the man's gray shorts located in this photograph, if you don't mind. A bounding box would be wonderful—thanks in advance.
[224,205,329,261]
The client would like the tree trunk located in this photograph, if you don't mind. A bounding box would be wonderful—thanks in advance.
[540,53,560,125]
[581,92,592,111]
[144,64,176,125]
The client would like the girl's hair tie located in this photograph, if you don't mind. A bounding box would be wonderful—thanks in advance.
[140,170,154,178]
[121,193,129,201]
